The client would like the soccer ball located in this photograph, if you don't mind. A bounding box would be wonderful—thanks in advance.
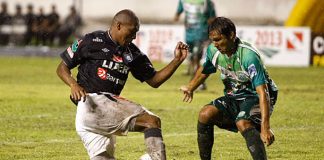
[139,153,152,160]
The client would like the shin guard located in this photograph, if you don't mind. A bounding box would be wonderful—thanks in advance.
[144,128,166,160]
[197,121,214,160]
[241,127,267,160]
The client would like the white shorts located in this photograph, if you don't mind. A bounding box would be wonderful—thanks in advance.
[77,131,116,159]
[75,93,155,158]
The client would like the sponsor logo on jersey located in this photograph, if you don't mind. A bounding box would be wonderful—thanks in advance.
[92,37,103,42]
[102,48,109,53]
[113,55,123,62]
[248,64,257,79]
[97,66,126,85]
[124,53,133,62]
[72,39,82,52]
[67,47,74,58]
[102,60,129,74]
[97,67,108,80]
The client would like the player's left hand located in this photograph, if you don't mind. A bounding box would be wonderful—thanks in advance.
[174,41,188,62]
[261,128,275,146]
[180,85,193,103]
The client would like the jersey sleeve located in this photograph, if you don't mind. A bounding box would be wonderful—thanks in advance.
[129,54,156,82]
[242,51,267,88]
[202,45,217,74]
[207,0,216,18]
[176,0,184,14]
[59,36,89,69]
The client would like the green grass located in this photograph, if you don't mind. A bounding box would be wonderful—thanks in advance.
[0,56,323,160]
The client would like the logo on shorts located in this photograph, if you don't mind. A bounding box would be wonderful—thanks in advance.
[238,111,246,118]
[97,67,107,80]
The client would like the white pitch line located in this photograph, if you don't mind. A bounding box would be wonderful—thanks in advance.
[2,126,322,145]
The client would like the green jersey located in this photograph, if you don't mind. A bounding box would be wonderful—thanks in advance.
[176,0,216,43]
[202,38,278,97]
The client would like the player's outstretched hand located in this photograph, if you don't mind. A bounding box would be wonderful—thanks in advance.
[180,85,193,103]
[261,128,275,146]
[70,83,87,102]
[174,41,188,62]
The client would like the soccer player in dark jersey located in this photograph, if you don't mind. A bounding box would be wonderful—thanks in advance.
[57,9,188,160]
[180,17,278,160]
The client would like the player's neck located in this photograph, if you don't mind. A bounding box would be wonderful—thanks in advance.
[108,29,120,46]
[225,39,238,57]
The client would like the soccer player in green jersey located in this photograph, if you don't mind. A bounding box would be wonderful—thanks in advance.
[180,17,278,160]
[174,0,216,90]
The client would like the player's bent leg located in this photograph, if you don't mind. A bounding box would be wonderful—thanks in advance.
[91,152,115,160]
[77,131,116,160]
[197,105,220,160]
[134,113,161,131]
[135,113,165,160]
[236,120,267,160]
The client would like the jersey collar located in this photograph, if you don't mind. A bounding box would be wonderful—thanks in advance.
[107,29,118,46]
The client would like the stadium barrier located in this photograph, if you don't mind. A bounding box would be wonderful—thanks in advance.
[134,25,311,67]
[310,33,324,66]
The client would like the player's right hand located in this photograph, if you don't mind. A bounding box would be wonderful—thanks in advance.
[261,128,275,146]
[70,83,87,102]
[180,85,193,103]
[174,41,188,62]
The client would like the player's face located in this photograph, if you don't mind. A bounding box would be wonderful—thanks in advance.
[209,29,235,55]
[119,22,139,46]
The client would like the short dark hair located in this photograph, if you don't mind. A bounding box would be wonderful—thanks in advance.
[208,17,236,38]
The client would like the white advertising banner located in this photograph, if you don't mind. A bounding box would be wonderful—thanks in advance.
[135,25,311,66]
[134,25,184,62]
[237,26,311,67]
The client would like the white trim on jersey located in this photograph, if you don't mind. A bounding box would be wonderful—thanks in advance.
[211,50,220,67]
[238,43,261,57]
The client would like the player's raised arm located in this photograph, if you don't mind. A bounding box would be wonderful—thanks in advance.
[145,41,188,88]
[180,66,209,103]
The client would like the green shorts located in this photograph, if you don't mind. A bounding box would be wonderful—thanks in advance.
[209,95,275,132]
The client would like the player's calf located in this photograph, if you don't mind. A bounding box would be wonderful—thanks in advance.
[241,127,267,160]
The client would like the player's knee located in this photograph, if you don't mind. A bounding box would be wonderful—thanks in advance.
[198,106,216,124]
[236,120,254,133]
[145,115,161,129]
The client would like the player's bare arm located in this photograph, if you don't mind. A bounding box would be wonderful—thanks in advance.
[174,13,181,22]
[56,61,87,102]
[180,66,209,103]
[145,41,188,88]
[256,84,275,146]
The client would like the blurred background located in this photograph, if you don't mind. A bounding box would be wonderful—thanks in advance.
[0,0,323,66]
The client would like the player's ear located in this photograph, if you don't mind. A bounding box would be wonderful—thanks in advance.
[116,21,122,30]
[230,31,235,41]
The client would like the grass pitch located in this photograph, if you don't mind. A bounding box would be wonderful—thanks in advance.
[0,56,323,160]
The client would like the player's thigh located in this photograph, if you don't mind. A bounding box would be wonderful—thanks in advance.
[209,97,238,131]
